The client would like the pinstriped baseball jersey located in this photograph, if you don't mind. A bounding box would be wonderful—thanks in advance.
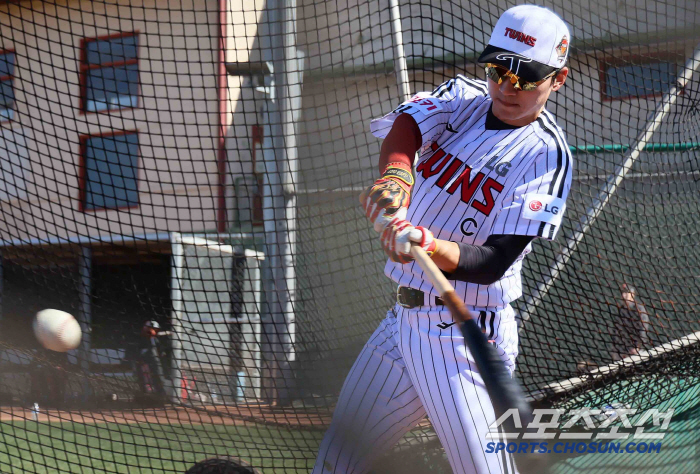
[370,76,574,310]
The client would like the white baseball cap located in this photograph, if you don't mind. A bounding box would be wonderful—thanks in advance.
[478,5,571,82]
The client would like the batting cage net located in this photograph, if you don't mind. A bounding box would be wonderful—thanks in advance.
[0,0,698,472]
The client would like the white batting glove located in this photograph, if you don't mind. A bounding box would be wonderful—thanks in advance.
[372,206,408,234]
[380,219,437,264]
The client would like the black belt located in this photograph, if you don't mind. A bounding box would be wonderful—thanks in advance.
[397,286,444,308]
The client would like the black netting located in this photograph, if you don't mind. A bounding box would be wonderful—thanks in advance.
[0,0,698,472]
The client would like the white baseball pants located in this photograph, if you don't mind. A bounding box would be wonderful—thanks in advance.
[313,304,520,474]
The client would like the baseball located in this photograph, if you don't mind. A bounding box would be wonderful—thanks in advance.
[33,309,82,352]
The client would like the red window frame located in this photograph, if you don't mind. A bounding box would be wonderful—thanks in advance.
[599,50,685,102]
[78,130,141,212]
[79,31,140,115]
[0,48,16,123]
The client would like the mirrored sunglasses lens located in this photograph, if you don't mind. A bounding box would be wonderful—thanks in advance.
[486,64,541,90]
[494,66,509,77]
[485,66,502,84]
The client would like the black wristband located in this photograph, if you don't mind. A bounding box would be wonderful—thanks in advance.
[382,164,414,188]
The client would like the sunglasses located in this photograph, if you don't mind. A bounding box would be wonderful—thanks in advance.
[485,63,558,91]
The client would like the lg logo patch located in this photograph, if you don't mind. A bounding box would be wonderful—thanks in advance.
[524,194,566,226]
[529,199,560,215]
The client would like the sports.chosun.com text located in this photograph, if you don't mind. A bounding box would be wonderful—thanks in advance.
[485,441,662,455]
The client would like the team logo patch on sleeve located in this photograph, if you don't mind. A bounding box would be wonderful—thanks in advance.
[522,194,566,226]
[404,92,444,116]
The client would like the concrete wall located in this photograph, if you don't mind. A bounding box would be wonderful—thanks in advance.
[0,0,264,242]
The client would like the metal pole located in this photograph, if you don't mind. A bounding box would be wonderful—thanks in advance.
[280,0,299,195]
[278,0,299,405]
[260,87,277,402]
[389,0,420,173]
[170,232,184,403]
[520,43,700,326]
[389,0,411,102]
[250,255,263,400]
[260,95,296,403]
[263,0,298,405]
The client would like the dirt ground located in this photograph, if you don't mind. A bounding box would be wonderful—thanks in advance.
[0,403,334,428]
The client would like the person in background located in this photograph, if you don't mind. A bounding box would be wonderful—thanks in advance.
[611,283,650,360]
[133,320,171,398]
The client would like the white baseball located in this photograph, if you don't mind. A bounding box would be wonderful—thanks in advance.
[33,309,82,352]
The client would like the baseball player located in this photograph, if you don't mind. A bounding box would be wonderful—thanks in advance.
[313,5,573,474]
[612,283,651,360]
[132,320,170,398]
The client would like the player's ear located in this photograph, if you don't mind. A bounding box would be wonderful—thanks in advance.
[551,67,569,91]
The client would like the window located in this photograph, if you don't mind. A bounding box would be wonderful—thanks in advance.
[602,58,678,101]
[80,132,139,211]
[0,50,15,121]
[81,33,139,113]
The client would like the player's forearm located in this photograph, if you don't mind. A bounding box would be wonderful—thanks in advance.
[378,113,422,173]
[431,239,460,273]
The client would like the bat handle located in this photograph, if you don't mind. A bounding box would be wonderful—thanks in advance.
[410,244,474,325]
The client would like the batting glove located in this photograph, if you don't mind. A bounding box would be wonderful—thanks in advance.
[380,219,437,264]
[359,162,413,233]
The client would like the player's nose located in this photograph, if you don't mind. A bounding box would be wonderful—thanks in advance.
[499,79,518,96]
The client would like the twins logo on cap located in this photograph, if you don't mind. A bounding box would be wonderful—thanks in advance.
[495,52,532,75]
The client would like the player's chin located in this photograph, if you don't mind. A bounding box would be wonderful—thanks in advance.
[493,98,520,112]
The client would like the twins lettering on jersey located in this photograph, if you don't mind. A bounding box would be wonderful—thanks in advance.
[416,142,506,217]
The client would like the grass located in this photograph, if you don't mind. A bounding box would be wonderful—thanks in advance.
[0,422,323,473]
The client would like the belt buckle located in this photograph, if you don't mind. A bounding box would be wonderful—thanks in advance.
[396,286,412,308]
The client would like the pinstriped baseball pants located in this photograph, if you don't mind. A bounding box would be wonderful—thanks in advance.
[312,304,519,474]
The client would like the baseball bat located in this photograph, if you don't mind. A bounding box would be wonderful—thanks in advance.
[410,244,548,473]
